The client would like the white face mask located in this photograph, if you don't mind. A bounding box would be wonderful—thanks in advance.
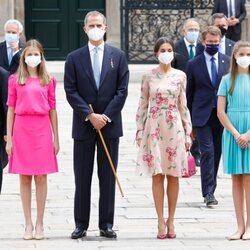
[5,33,19,44]
[236,56,250,69]
[25,55,41,68]
[158,52,174,65]
[185,31,199,44]
[87,27,105,41]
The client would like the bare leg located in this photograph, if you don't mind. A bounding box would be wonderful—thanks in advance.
[230,175,245,240]
[20,175,33,239]
[152,174,166,236]
[166,175,179,236]
[34,175,47,239]
[243,175,250,239]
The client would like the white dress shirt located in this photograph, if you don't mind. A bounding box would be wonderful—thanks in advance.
[184,37,197,56]
[227,0,235,17]
[88,41,104,73]
[219,36,226,55]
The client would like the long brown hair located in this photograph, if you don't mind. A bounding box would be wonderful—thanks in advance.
[17,39,50,86]
[228,40,250,95]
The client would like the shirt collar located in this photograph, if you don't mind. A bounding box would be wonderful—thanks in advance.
[184,37,197,47]
[204,51,219,61]
[88,41,105,52]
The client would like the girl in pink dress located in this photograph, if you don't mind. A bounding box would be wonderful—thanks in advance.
[136,37,192,239]
[6,39,59,240]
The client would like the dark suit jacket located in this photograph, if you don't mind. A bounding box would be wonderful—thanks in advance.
[0,41,22,74]
[64,44,129,140]
[186,52,230,127]
[172,38,204,72]
[212,0,246,35]
[0,67,9,169]
[224,37,235,56]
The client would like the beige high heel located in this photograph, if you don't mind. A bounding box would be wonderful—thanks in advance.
[23,226,33,240]
[34,227,44,240]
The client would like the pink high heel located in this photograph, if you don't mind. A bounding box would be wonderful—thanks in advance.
[157,221,167,239]
[166,219,176,239]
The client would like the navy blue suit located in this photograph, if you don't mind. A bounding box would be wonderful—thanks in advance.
[212,0,246,41]
[64,43,129,230]
[186,52,230,197]
[0,67,9,194]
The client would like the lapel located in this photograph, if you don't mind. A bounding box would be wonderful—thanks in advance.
[199,54,213,87]
[180,39,189,59]
[80,46,98,91]
[99,44,112,88]
[217,53,227,87]
[3,42,9,67]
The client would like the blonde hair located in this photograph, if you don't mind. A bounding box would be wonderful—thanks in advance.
[228,40,250,95]
[17,39,50,86]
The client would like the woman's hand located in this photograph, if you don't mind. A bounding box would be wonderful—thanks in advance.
[185,135,192,151]
[6,139,13,157]
[236,133,249,149]
[53,140,60,155]
[136,139,142,147]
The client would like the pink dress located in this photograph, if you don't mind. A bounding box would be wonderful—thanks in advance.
[7,74,58,175]
[136,67,192,177]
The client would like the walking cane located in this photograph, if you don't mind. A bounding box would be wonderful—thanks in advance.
[89,105,124,197]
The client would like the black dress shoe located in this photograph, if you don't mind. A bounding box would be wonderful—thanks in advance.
[100,228,117,238]
[71,227,87,239]
[204,193,218,207]
[195,157,201,167]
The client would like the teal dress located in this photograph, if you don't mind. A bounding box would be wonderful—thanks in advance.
[217,73,250,174]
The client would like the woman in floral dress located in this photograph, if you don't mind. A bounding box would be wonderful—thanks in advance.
[136,37,192,239]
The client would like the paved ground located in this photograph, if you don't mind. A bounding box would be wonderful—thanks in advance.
[0,66,249,249]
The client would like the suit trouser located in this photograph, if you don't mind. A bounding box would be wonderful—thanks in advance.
[0,167,2,194]
[73,135,119,230]
[195,109,223,197]
[226,26,241,42]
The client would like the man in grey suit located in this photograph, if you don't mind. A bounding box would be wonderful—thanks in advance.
[209,13,235,56]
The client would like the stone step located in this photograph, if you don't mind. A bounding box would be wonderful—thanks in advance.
[46,61,156,83]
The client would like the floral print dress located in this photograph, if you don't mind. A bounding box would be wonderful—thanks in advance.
[136,67,192,177]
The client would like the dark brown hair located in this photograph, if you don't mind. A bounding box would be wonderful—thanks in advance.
[201,26,221,41]
[228,40,250,95]
[154,37,175,56]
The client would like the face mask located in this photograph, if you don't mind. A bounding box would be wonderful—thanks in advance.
[186,31,199,44]
[25,55,41,68]
[218,26,227,37]
[158,52,174,65]
[87,27,105,41]
[5,33,19,44]
[236,56,250,69]
[205,44,219,56]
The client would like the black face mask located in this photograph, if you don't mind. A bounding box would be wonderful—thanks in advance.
[205,44,219,56]
[218,26,227,37]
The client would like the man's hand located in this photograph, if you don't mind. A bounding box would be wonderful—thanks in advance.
[88,113,107,130]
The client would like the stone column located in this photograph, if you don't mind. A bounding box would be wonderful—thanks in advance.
[105,0,121,48]
[0,0,14,40]
[242,0,250,41]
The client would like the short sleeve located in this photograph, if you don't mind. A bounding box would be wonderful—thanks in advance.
[217,75,228,97]
[7,74,17,107]
[48,77,56,109]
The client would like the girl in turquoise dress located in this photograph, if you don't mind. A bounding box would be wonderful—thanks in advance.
[217,41,250,240]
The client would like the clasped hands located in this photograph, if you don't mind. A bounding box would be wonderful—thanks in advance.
[234,132,250,149]
[88,113,108,130]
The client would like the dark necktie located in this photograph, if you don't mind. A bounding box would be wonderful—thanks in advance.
[189,44,195,59]
[210,56,218,87]
[228,0,233,17]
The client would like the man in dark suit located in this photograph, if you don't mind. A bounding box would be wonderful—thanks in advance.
[64,11,129,239]
[210,13,235,56]
[186,26,230,207]
[0,67,9,194]
[0,19,23,74]
[212,0,246,42]
[172,18,204,166]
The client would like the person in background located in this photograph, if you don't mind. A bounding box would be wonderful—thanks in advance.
[173,18,204,167]
[0,66,9,194]
[212,0,246,42]
[6,39,59,240]
[0,19,24,73]
[217,41,250,240]
[64,11,129,239]
[209,13,235,56]
[136,37,192,239]
[186,26,230,207]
